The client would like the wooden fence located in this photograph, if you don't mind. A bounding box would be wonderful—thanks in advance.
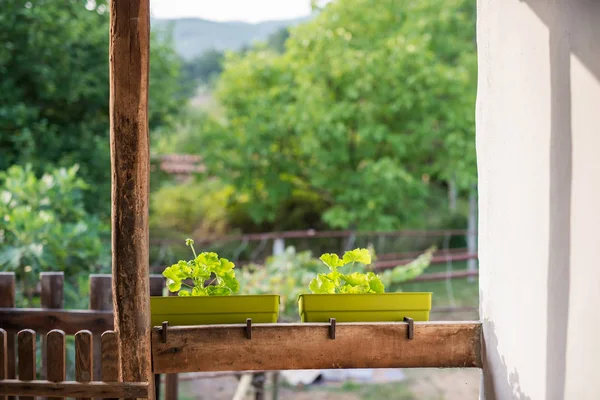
[0,328,148,399]
[0,272,176,400]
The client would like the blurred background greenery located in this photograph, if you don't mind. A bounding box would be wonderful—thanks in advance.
[0,0,477,318]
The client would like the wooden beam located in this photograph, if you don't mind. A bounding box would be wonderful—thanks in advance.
[0,309,113,334]
[0,381,148,398]
[0,273,16,389]
[151,322,482,373]
[109,0,153,397]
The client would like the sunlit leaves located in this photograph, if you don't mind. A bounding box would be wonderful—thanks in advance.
[309,248,385,294]
[342,248,371,265]
[162,239,240,296]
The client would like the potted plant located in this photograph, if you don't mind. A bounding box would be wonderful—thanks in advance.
[298,248,432,322]
[150,239,279,326]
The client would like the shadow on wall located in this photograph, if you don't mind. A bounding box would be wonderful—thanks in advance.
[481,295,532,400]
[523,0,599,399]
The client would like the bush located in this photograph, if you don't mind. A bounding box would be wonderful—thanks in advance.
[0,164,108,306]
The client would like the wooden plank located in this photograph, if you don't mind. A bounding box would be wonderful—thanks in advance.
[151,322,482,373]
[0,273,16,395]
[46,330,66,400]
[0,380,148,398]
[75,331,93,400]
[41,272,64,385]
[18,329,36,400]
[0,329,7,400]
[0,309,112,334]
[164,375,177,400]
[100,331,119,400]
[100,331,119,383]
[109,0,154,397]
[89,275,112,383]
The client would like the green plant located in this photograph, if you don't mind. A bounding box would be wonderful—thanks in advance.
[162,239,240,296]
[309,248,385,294]
[0,164,108,307]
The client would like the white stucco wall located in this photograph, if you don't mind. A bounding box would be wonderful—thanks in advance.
[477,0,600,399]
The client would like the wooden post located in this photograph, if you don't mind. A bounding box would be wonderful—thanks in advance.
[89,275,112,383]
[0,273,15,400]
[109,0,154,399]
[41,272,64,384]
[0,328,7,400]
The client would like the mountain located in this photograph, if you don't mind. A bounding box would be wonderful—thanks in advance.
[152,17,310,60]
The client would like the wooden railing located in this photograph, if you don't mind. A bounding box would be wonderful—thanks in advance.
[0,272,170,399]
[0,328,148,399]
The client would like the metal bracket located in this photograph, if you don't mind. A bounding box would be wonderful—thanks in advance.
[403,317,414,340]
[329,318,336,339]
[161,321,168,343]
[245,318,252,339]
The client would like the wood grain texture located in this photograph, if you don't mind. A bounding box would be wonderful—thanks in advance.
[100,332,119,400]
[75,330,93,400]
[0,273,16,391]
[109,0,153,397]
[151,322,482,373]
[17,329,36,400]
[0,329,6,400]
[41,272,64,386]
[46,330,66,400]
[100,332,119,383]
[90,275,112,384]
[0,309,112,334]
[0,380,148,398]
[40,273,64,310]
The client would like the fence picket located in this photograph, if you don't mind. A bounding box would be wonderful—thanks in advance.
[17,329,36,400]
[46,330,66,400]
[75,330,93,400]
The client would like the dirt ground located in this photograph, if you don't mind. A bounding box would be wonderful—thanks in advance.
[174,368,480,400]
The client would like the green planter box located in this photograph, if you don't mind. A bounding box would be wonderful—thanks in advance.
[150,295,280,326]
[298,292,432,323]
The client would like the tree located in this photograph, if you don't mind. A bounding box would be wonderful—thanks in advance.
[0,165,108,306]
[0,0,188,215]
[200,0,477,230]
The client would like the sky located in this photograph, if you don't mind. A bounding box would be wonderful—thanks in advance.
[150,0,314,23]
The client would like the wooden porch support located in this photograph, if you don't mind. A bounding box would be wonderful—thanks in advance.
[109,1,154,399]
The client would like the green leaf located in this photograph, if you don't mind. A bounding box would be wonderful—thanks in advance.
[195,252,220,269]
[367,272,385,293]
[166,278,181,292]
[221,271,240,294]
[214,258,235,275]
[206,286,233,296]
[339,284,366,294]
[342,248,372,265]
[319,253,344,270]
[178,289,191,296]
[308,274,336,294]
[342,272,369,287]
[191,264,211,280]
[191,286,207,296]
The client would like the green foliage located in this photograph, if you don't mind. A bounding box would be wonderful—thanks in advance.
[0,0,188,215]
[163,239,240,296]
[197,0,476,230]
[309,248,385,294]
[238,247,322,320]
[150,179,233,238]
[0,165,108,306]
[239,246,433,320]
[181,49,225,91]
